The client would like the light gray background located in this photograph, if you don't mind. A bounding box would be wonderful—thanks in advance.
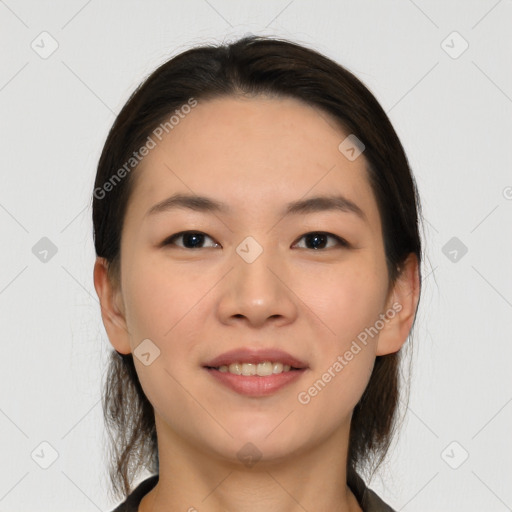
[1,1,511,511]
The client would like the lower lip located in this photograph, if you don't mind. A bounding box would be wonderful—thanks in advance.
[204,368,307,397]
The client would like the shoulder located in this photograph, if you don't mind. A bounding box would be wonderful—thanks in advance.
[108,474,159,512]
[349,471,396,512]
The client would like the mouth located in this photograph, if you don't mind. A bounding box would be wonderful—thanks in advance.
[202,348,308,397]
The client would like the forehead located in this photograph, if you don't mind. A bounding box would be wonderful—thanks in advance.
[125,95,381,234]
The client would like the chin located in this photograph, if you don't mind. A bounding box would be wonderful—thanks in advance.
[230,424,304,460]
[229,413,293,440]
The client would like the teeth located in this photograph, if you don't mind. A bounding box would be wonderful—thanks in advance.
[228,363,242,375]
[216,361,293,376]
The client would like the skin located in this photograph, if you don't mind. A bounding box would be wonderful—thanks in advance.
[94,95,420,512]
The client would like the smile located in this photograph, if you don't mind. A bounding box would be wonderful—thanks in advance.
[212,361,297,376]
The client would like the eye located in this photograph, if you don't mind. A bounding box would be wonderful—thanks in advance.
[162,231,219,249]
[161,230,349,250]
[293,231,349,250]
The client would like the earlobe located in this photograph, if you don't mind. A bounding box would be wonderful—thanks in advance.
[376,253,420,356]
[93,257,132,355]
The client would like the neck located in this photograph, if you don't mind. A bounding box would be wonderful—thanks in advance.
[139,416,362,512]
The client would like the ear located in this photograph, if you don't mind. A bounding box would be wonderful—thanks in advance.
[376,253,420,356]
[93,257,132,355]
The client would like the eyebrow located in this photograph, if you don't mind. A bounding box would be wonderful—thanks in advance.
[145,192,367,222]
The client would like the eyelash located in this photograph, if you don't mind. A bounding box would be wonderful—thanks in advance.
[161,231,350,250]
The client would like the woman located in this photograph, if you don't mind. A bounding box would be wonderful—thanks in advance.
[93,35,422,512]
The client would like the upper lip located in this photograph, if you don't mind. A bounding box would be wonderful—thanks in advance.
[203,348,308,369]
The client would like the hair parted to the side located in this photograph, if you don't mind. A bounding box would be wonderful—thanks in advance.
[92,35,423,502]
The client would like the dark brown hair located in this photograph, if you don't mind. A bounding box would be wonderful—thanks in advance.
[92,35,423,501]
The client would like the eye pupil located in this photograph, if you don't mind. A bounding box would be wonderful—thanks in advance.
[183,232,203,248]
[307,233,327,250]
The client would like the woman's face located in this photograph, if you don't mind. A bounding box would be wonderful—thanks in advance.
[108,95,401,463]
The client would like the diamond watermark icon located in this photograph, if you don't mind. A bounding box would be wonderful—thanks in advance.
[32,237,58,263]
[442,236,468,263]
[237,442,262,468]
[31,31,59,59]
[338,134,365,161]
[236,236,263,264]
[441,31,469,60]
[441,441,469,469]
[31,441,59,469]
[134,338,161,366]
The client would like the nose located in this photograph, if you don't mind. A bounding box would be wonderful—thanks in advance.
[216,243,298,328]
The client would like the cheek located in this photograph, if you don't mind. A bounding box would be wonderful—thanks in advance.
[294,266,383,423]
[122,261,210,431]
[123,254,198,337]
[122,256,212,373]
[297,258,388,351]
[294,259,387,424]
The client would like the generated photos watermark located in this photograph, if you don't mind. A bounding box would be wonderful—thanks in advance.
[93,97,198,200]
[297,301,403,405]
